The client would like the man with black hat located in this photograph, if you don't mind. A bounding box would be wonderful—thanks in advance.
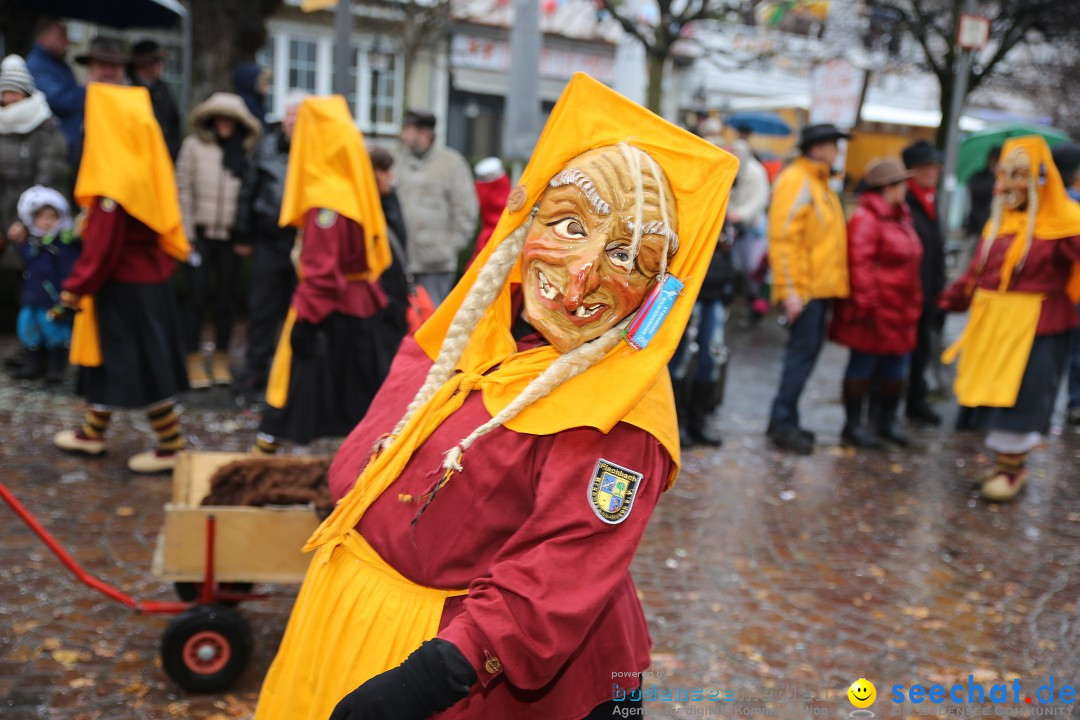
[76,36,128,86]
[766,123,851,454]
[129,40,180,160]
[395,108,478,304]
[901,139,947,425]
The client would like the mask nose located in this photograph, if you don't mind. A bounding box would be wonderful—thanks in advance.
[562,248,603,312]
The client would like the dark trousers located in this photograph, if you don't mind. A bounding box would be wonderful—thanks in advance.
[845,350,909,381]
[907,310,934,406]
[768,298,828,430]
[1069,311,1080,411]
[185,236,241,352]
[244,240,296,385]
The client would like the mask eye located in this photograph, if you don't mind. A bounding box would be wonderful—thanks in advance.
[607,243,633,270]
[551,217,586,239]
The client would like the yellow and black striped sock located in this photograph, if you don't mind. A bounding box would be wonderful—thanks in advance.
[994,452,1027,476]
[81,407,113,440]
[253,432,279,455]
[147,401,185,453]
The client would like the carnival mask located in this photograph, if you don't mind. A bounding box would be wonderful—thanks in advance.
[521,145,678,353]
[996,147,1032,211]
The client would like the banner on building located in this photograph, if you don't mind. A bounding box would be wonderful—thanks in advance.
[809,57,865,129]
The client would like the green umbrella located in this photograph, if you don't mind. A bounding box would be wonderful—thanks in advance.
[958,123,1071,185]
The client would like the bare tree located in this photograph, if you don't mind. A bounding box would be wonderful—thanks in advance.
[868,0,1080,145]
[356,0,452,113]
[188,0,284,103]
[599,0,740,113]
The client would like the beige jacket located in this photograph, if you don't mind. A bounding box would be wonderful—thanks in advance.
[176,92,261,240]
[395,145,479,274]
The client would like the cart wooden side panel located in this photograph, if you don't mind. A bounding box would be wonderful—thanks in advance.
[151,451,321,584]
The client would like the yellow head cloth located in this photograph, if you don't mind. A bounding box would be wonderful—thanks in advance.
[989,136,1080,300]
[416,73,739,464]
[278,95,390,280]
[74,83,188,261]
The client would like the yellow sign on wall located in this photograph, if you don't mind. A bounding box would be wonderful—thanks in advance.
[301,0,339,11]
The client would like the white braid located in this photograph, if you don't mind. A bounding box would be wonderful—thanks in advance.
[385,221,530,442]
[441,320,630,470]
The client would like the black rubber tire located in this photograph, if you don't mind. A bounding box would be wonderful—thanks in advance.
[160,604,253,692]
[173,581,254,607]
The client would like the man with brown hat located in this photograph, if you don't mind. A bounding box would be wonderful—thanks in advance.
[76,36,129,85]
[766,122,851,453]
[130,40,180,159]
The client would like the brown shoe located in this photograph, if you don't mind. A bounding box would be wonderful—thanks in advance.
[187,352,211,389]
[128,450,179,474]
[54,429,106,456]
[210,351,233,386]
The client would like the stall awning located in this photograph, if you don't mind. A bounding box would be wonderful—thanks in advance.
[20,0,186,28]
[452,67,569,104]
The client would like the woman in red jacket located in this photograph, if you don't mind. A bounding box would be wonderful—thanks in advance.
[830,158,923,448]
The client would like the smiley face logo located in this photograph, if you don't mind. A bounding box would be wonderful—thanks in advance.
[848,678,877,709]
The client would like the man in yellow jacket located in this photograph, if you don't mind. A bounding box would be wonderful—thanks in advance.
[766,123,851,453]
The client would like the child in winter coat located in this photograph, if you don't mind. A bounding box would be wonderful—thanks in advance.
[9,185,78,383]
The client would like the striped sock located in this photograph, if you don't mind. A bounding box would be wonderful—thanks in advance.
[994,452,1027,476]
[147,401,185,453]
[81,407,113,440]
[253,432,279,455]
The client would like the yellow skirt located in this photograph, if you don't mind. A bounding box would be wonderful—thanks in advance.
[253,532,467,720]
[942,289,1043,408]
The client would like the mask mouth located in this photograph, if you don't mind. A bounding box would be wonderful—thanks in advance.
[532,267,608,327]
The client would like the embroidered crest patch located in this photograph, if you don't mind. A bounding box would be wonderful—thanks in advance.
[100,198,116,212]
[588,459,642,525]
[316,209,337,228]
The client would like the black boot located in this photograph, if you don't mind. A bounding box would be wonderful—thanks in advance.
[45,346,68,385]
[841,379,882,449]
[905,397,941,426]
[10,346,46,380]
[877,380,911,446]
[688,381,722,447]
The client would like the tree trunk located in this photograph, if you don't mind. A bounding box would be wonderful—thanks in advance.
[936,72,952,149]
[188,0,278,106]
[646,53,665,114]
[0,3,37,58]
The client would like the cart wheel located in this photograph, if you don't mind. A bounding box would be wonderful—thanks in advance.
[161,604,252,692]
[174,581,254,607]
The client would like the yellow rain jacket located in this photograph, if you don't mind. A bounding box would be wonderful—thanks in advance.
[768,156,849,302]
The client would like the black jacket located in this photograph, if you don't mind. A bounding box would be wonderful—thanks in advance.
[134,76,181,160]
[965,167,995,238]
[234,128,294,245]
[906,188,946,312]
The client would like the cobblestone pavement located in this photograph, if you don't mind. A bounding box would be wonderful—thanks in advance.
[1,315,1077,720]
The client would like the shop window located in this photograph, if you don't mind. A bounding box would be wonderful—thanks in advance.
[288,38,318,94]
[368,51,399,132]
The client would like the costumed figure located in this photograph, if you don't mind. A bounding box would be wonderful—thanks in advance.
[941,136,1080,501]
[52,83,190,474]
[255,96,393,454]
[829,158,922,449]
[251,73,738,720]
[9,185,78,383]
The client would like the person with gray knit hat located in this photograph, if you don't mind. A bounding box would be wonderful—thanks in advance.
[0,54,69,307]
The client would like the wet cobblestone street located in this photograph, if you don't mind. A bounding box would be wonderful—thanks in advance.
[2,315,1078,719]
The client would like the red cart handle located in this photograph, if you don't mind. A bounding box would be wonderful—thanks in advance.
[0,479,191,614]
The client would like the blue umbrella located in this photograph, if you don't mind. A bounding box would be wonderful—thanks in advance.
[726,111,793,137]
[17,0,185,28]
